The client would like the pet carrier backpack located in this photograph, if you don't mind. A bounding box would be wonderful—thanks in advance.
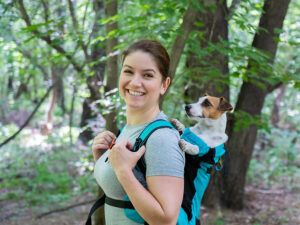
[86,119,226,225]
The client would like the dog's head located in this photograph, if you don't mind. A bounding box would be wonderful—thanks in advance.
[185,95,233,120]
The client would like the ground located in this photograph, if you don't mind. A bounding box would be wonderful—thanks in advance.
[1,185,299,225]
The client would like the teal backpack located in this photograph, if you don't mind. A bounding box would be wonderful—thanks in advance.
[86,119,226,225]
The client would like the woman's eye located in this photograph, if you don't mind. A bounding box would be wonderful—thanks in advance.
[124,70,133,74]
[144,73,153,78]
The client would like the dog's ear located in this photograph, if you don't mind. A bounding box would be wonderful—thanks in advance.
[218,97,233,112]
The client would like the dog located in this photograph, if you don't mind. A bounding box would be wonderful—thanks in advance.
[171,94,233,155]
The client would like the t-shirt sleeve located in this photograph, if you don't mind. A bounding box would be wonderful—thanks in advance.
[144,128,185,178]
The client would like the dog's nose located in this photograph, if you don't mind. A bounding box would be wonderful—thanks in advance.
[185,105,192,111]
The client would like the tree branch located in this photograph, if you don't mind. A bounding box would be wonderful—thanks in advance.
[267,81,283,93]
[67,0,78,31]
[81,1,90,30]
[67,0,89,59]
[16,0,83,72]
[169,3,198,79]
[12,35,49,79]
[0,84,54,149]
[69,84,77,145]
[40,0,49,22]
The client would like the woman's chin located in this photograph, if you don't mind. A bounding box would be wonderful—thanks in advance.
[126,104,143,111]
[125,101,144,110]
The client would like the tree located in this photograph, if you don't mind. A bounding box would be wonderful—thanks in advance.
[182,0,292,209]
[77,0,107,143]
[182,0,234,207]
[185,0,230,102]
[222,0,291,209]
[13,0,107,143]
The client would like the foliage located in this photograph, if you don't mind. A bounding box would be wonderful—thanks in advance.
[247,127,300,189]
[0,0,300,219]
[0,126,96,206]
[233,110,270,132]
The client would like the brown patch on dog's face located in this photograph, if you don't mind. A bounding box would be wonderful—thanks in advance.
[201,96,233,119]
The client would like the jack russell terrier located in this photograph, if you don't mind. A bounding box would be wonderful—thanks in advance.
[171,95,233,155]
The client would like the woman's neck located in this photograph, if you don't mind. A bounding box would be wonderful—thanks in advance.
[126,106,161,125]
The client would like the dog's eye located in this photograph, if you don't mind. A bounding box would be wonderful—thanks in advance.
[201,99,212,107]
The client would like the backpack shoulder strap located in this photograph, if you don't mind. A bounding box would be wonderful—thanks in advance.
[133,119,175,175]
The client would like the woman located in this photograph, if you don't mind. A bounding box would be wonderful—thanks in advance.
[92,40,185,225]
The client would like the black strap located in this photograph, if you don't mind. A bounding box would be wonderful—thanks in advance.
[85,194,106,225]
[199,148,216,164]
[199,147,226,174]
[85,195,136,225]
[105,196,134,209]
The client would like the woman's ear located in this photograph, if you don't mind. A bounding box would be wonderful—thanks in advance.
[160,77,171,95]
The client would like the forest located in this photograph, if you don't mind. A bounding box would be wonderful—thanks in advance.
[0,0,299,224]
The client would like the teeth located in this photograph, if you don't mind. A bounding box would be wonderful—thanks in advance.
[128,90,144,96]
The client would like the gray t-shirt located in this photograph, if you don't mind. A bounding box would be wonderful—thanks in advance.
[94,112,185,225]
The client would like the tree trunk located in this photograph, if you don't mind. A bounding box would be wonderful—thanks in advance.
[104,0,118,134]
[168,3,198,79]
[221,0,291,209]
[185,0,229,102]
[40,66,65,135]
[183,0,230,208]
[159,3,197,108]
[160,2,198,107]
[194,0,230,208]
[79,0,106,143]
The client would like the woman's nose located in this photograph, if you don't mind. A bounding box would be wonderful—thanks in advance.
[130,74,142,86]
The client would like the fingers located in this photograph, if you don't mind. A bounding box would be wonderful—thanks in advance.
[92,130,117,160]
[102,131,116,143]
[109,143,146,174]
[135,145,146,159]
[93,131,116,146]
[93,143,110,151]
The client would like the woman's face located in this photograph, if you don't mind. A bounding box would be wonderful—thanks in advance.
[119,51,170,112]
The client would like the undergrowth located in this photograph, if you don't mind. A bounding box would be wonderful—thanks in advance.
[0,126,96,209]
[247,127,300,189]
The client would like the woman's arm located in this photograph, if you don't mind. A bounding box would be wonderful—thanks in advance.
[117,170,184,225]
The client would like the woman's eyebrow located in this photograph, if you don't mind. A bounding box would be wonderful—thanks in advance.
[123,65,156,73]
[143,69,156,73]
[123,64,133,69]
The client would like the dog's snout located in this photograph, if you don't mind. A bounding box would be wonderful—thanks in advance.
[185,105,192,111]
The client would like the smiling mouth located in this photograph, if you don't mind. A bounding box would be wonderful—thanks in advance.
[127,89,145,96]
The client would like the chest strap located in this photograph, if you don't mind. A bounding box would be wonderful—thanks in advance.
[105,196,134,209]
[85,195,135,225]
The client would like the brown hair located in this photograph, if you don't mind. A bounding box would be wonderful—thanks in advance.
[122,40,170,80]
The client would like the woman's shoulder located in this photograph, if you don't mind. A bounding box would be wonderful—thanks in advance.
[148,127,180,143]
[144,127,185,177]
[145,127,182,157]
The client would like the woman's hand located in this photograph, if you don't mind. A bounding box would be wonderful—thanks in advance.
[92,131,116,161]
[108,140,145,176]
